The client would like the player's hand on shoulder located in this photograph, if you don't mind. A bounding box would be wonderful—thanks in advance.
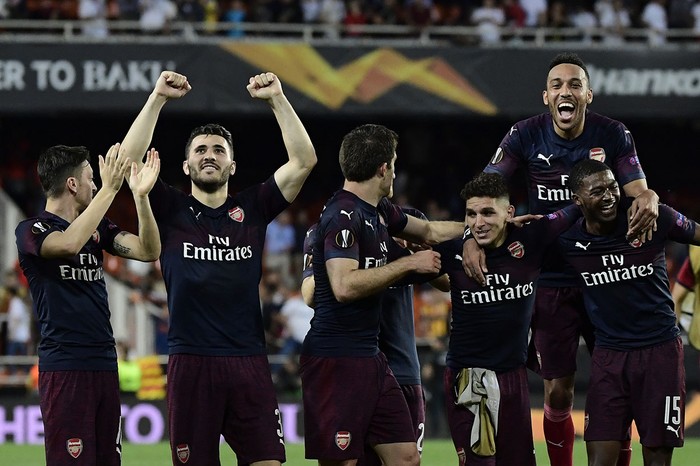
[508,213,542,227]
[99,143,131,193]
[462,237,487,286]
[247,72,283,100]
[129,148,160,197]
[155,71,191,100]
[627,189,659,243]
[409,249,441,274]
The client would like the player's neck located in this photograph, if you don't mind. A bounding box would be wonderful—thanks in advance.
[582,217,615,236]
[343,180,382,207]
[44,198,79,223]
[191,184,229,208]
[552,121,585,140]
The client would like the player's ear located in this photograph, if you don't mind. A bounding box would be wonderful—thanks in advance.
[542,90,548,106]
[587,88,593,105]
[572,193,582,206]
[506,204,515,220]
[377,163,387,178]
[66,176,78,195]
[229,160,236,176]
[182,160,189,175]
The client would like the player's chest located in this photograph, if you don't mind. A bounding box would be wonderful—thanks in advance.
[563,237,662,273]
[162,207,266,249]
[356,217,392,268]
[526,144,609,173]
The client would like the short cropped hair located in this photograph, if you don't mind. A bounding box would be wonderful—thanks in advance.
[568,159,610,193]
[339,124,398,182]
[38,145,91,198]
[185,123,234,159]
[460,172,510,202]
[549,52,590,85]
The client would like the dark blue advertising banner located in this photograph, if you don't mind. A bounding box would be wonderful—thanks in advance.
[0,44,698,118]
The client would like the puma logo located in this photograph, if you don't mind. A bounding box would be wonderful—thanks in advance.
[340,210,353,220]
[666,425,681,438]
[546,440,565,448]
[575,242,590,250]
[365,220,374,231]
[455,254,463,261]
[537,153,554,166]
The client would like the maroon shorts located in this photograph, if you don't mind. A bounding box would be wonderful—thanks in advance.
[167,354,285,465]
[584,337,685,448]
[300,353,415,461]
[359,384,426,466]
[528,286,594,379]
[444,366,535,466]
[39,370,121,466]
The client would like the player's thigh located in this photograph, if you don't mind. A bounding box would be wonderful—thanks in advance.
[40,371,120,466]
[167,355,228,466]
[629,338,685,448]
[300,355,382,460]
[223,356,285,464]
[443,366,534,466]
[584,348,633,442]
[531,286,587,379]
[372,441,419,466]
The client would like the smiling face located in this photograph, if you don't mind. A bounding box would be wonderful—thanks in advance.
[465,195,514,249]
[543,63,593,140]
[183,134,236,193]
[573,169,620,230]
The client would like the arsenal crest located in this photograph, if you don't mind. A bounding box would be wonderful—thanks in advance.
[91,230,100,243]
[335,431,351,450]
[66,438,83,458]
[629,237,642,248]
[176,444,190,463]
[589,148,606,162]
[507,241,524,259]
[228,207,245,223]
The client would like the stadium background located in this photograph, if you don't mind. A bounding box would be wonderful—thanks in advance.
[1,7,700,452]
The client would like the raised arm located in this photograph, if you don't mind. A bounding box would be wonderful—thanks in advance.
[40,144,130,258]
[121,71,191,170]
[112,149,162,261]
[247,72,317,203]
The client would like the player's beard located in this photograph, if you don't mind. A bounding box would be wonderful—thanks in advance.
[190,169,230,193]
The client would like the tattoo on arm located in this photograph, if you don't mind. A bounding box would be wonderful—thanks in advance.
[113,232,132,257]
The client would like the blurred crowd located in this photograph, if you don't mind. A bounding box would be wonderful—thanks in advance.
[0,0,698,44]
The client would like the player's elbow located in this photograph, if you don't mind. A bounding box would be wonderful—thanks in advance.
[132,244,161,262]
[298,147,317,172]
[331,283,357,303]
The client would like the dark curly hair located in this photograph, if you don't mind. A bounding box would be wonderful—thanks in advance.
[460,172,509,202]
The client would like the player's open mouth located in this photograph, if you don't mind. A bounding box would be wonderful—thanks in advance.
[201,163,219,171]
[557,102,575,122]
[474,229,489,239]
[600,201,616,215]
